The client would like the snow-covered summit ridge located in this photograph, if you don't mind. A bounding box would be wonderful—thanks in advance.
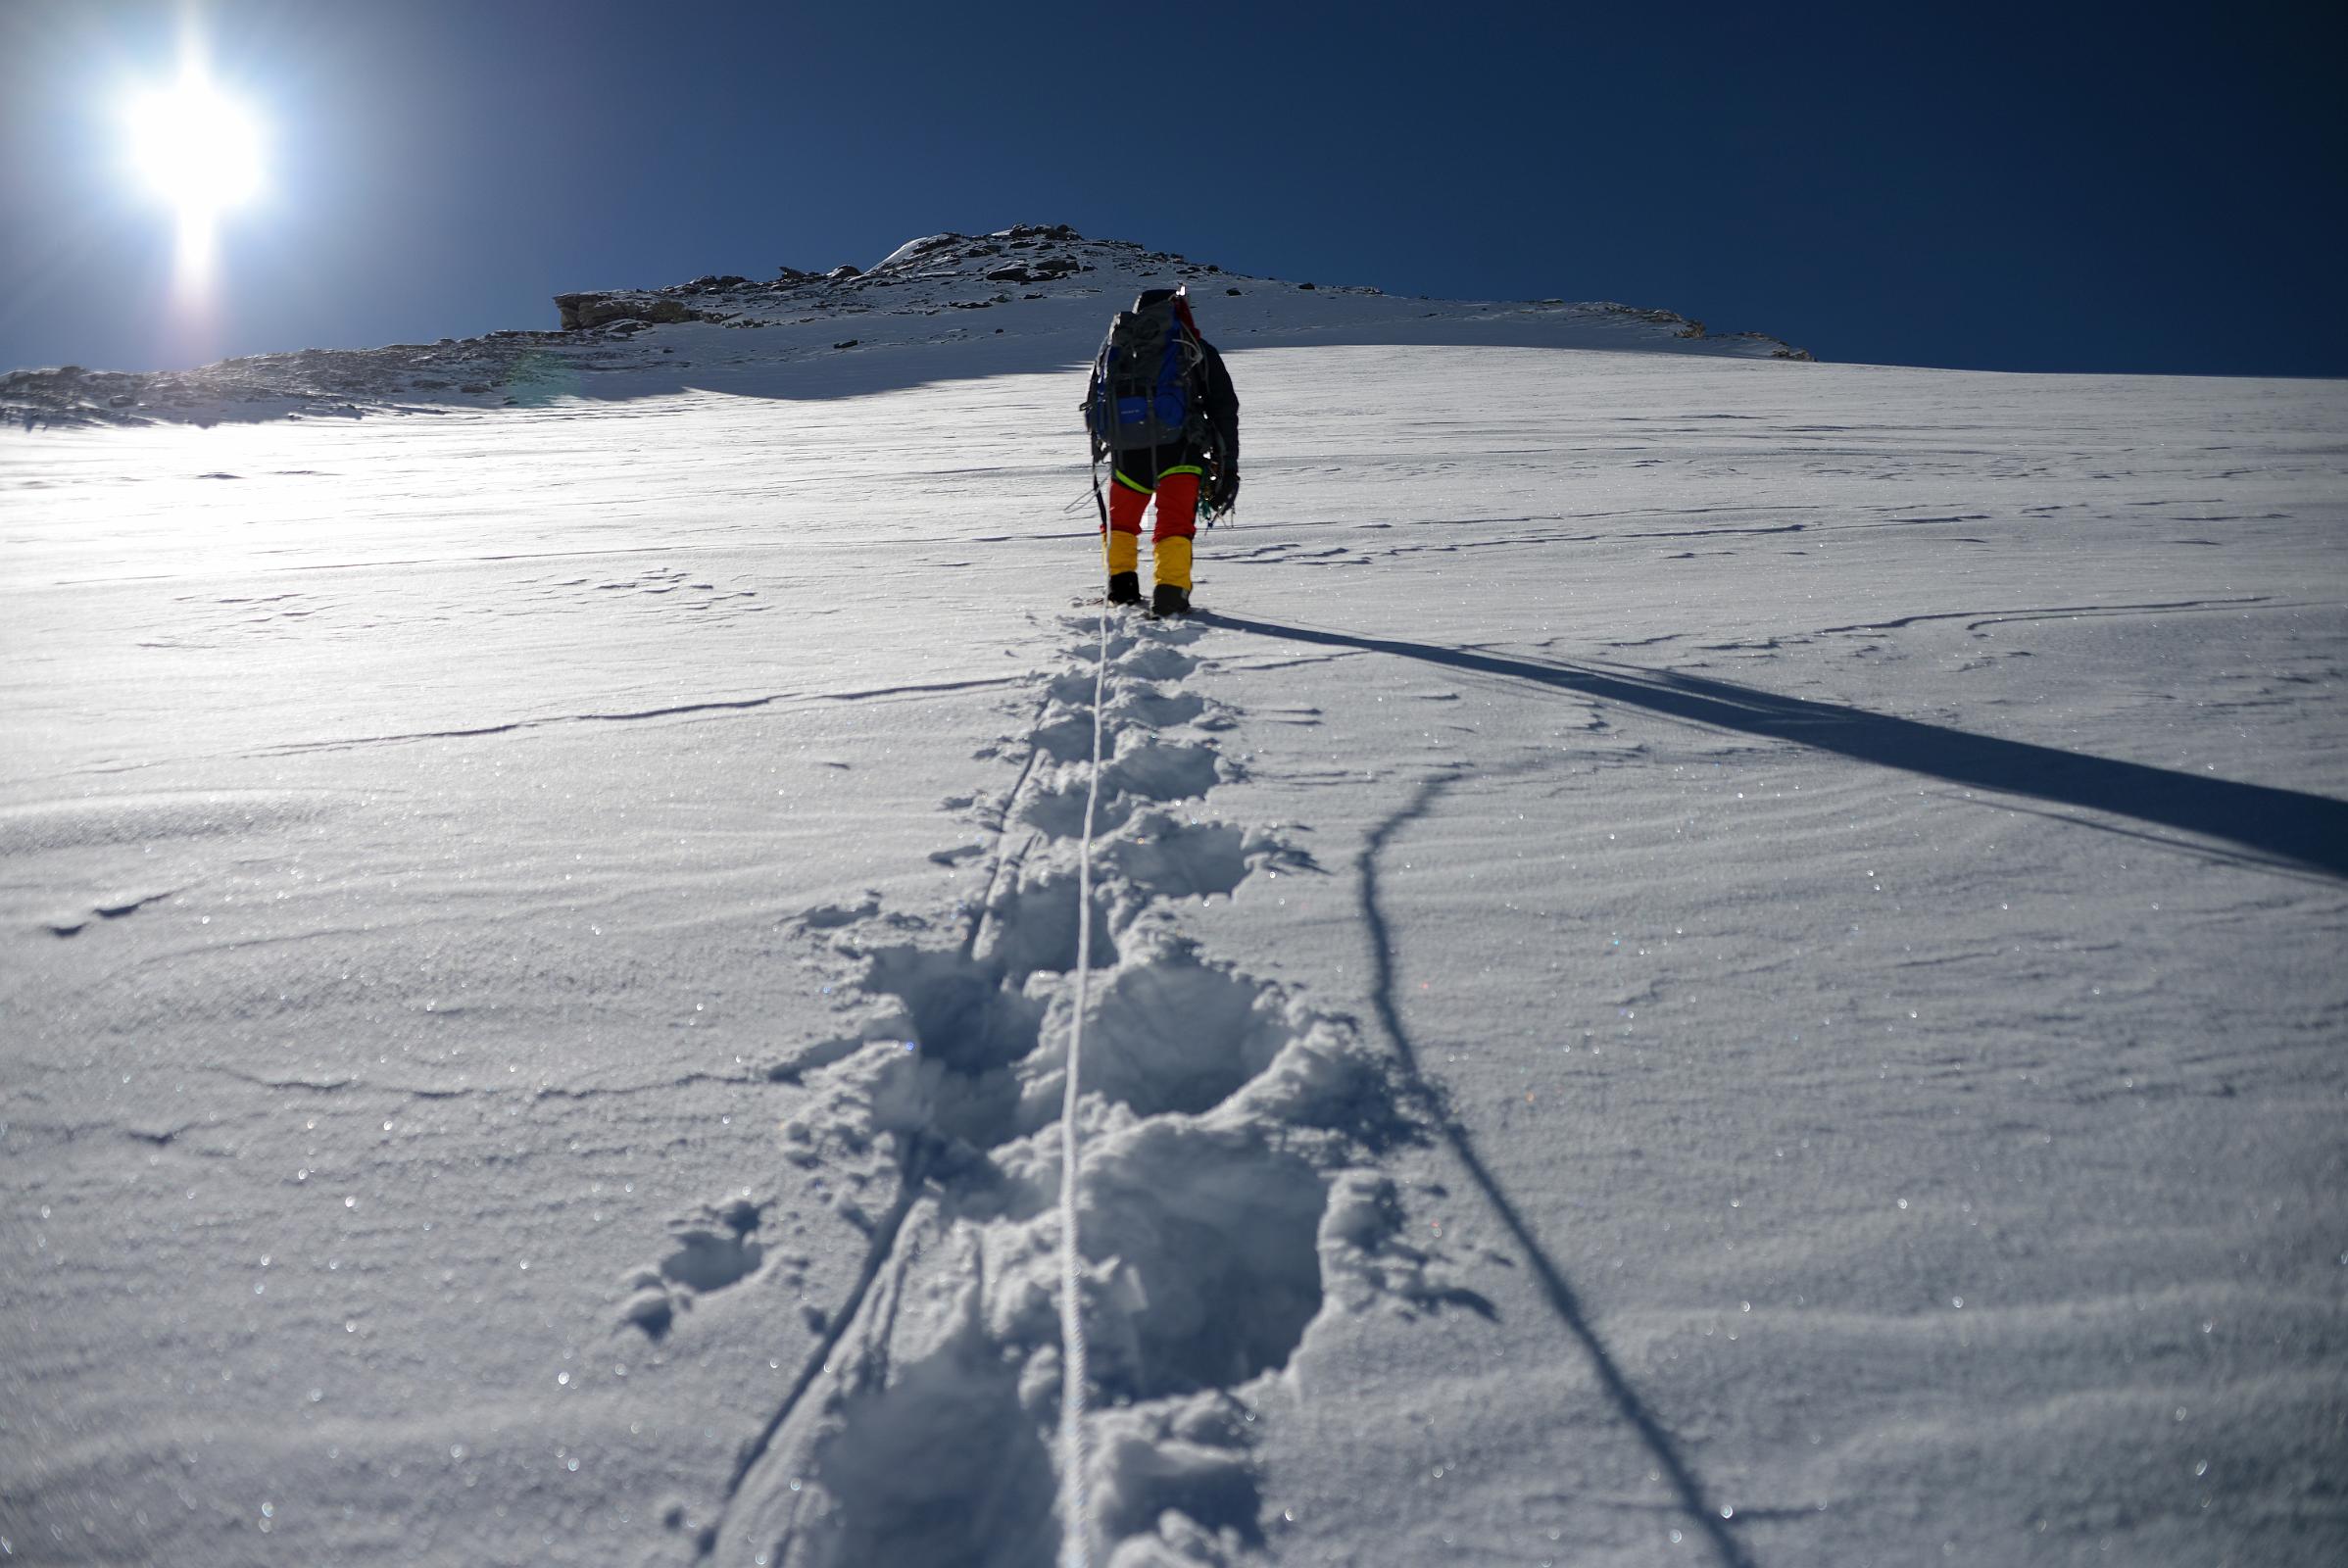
[554,222,1805,355]
[2,222,1809,429]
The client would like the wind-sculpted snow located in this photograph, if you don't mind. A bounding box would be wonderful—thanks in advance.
[2,222,1806,428]
[4,325,2342,1568]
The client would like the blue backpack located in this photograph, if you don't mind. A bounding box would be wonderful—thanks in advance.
[1088,290,1202,458]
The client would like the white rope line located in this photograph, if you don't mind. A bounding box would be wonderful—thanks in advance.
[1057,600,1109,1568]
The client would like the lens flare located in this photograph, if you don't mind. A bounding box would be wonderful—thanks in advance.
[122,65,266,284]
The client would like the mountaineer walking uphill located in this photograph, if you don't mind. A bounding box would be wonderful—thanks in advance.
[1084,285,1240,615]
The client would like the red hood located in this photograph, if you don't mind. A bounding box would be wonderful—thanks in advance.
[1172,290,1205,345]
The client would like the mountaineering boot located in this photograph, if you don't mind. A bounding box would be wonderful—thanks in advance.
[1104,525,1141,605]
[1150,583,1191,616]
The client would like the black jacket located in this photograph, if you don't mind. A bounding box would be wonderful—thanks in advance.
[1194,339,1239,474]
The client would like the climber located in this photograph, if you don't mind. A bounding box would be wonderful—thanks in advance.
[1082,285,1240,614]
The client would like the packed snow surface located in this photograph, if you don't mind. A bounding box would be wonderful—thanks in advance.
[2,230,2344,1568]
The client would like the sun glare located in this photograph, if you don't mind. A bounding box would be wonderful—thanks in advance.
[123,65,266,282]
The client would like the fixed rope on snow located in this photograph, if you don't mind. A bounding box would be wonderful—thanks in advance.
[1057,599,1109,1568]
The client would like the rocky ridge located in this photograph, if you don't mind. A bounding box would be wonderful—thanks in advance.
[3,223,1810,429]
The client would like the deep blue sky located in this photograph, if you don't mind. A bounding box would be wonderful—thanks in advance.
[3,0,2342,376]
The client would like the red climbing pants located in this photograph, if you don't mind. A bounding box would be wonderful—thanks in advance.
[1103,470,1198,591]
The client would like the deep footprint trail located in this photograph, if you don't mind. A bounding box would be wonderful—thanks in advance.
[631,614,1444,1568]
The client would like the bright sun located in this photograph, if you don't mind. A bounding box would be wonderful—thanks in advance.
[124,67,265,277]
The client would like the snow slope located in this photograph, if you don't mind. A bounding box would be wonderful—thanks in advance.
[2,240,2344,1568]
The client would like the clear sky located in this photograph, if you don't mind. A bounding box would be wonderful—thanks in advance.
[3,0,2341,377]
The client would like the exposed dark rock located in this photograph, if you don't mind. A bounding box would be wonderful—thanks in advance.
[983,253,1082,286]
[1606,304,1694,330]
[554,293,711,331]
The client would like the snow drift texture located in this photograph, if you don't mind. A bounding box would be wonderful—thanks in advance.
[1,225,2342,1568]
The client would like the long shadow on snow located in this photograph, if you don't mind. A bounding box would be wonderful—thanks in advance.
[1206,613,2348,880]
[1360,772,1757,1568]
